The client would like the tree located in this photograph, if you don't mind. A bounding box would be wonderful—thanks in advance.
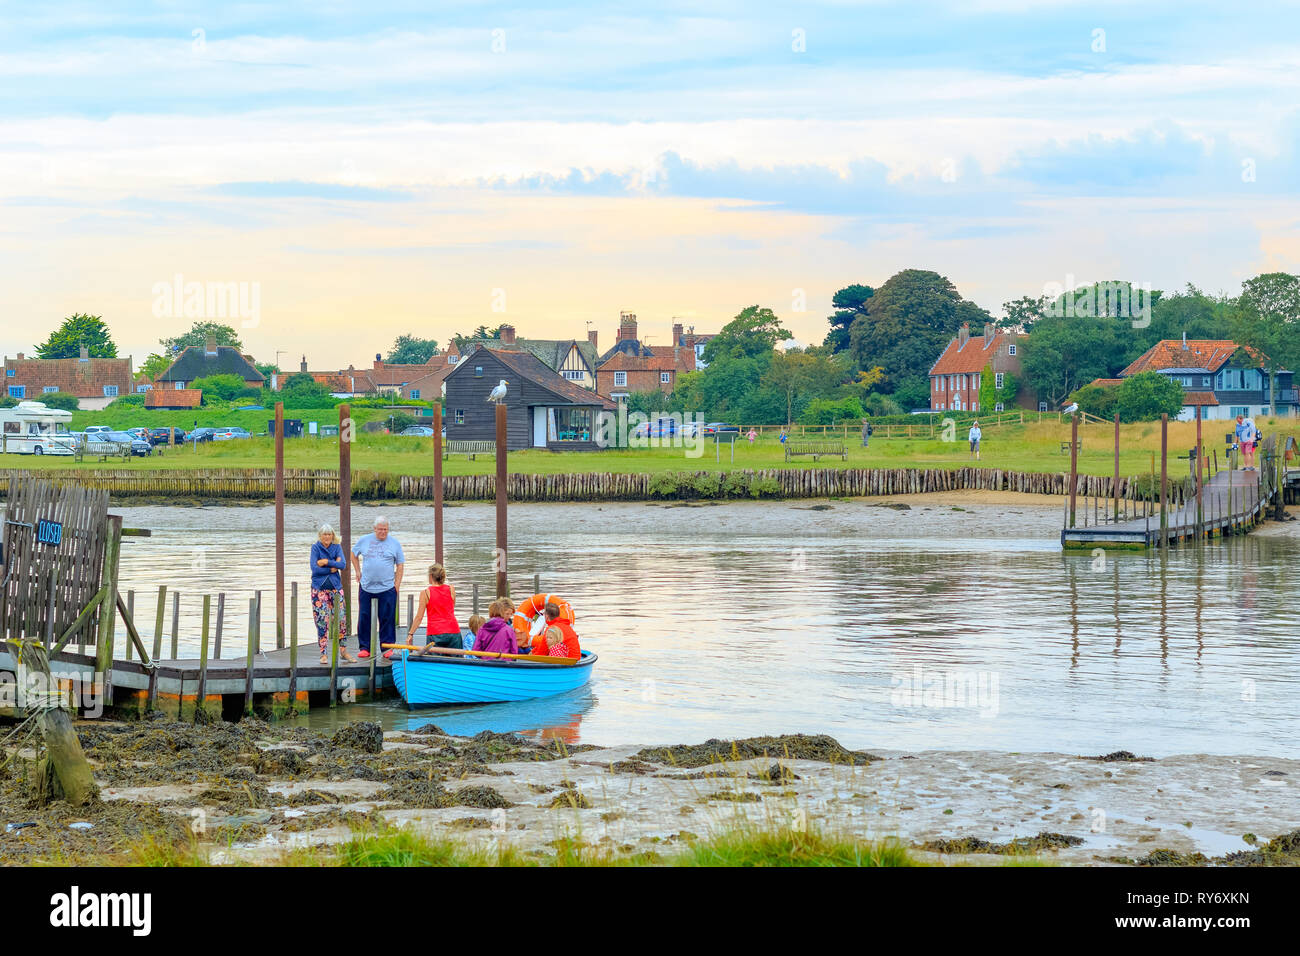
[848,269,990,393]
[40,391,79,411]
[703,306,791,364]
[386,335,440,364]
[1001,295,1047,333]
[1115,371,1184,422]
[824,284,873,353]
[1235,272,1300,414]
[138,353,171,381]
[977,363,1018,412]
[1068,381,1119,421]
[762,350,821,426]
[34,314,117,359]
[190,374,248,403]
[452,325,505,349]
[160,322,242,355]
[1019,313,1127,408]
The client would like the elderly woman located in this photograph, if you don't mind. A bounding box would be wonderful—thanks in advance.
[311,523,355,664]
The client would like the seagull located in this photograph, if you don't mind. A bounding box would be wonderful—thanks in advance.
[1063,403,1079,415]
[487,379,508,403]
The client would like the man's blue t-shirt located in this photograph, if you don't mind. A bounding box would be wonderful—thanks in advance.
[352,533,405,592]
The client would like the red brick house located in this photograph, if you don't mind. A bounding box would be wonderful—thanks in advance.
[928,323,1038,412]
[3,347,135,410]
[595,313,698,401]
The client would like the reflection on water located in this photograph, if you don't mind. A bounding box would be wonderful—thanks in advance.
[80,500,1300,756]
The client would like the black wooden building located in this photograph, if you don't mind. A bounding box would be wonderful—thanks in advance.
[444,347,616,451]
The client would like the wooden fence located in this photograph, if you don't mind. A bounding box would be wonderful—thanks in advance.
[0,466,1192,504]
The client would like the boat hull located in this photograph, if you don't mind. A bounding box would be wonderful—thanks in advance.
[391,650,596,706]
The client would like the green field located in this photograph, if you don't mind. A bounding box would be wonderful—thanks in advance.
[7,414,1293,479]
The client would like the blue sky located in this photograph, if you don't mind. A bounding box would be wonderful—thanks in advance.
[2,1,1298,365]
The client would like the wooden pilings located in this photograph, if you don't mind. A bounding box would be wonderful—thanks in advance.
[495,402,508,598]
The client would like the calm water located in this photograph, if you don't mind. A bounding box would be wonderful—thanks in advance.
[98,499,1299,757]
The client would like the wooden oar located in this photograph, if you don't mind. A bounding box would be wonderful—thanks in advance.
[381,643,579,666]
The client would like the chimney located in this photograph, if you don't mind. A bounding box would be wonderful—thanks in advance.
[375,353,383,370]
[958,323,970,348]
[205,334,217,356]
[617,311,638,343]
[672,322,683,347]
[588,329,598,351]
[79,345,89,362]
[983,322,993,342]
[682,326,696,353]
[499,324,516,345]
[300,355,308,373]
[16,352,23,361]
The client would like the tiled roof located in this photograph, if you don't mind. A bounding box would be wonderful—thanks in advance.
[1120,340,1254,376]
[158,346,264,383]
[929,332,1014,376]
[1088,378,1124,387]
[477,348,616,409]
[1182,391,1219,406]
[459,338,599,373]
[597,344,696,373]
[2,355,134,399]
[146,388,202,408]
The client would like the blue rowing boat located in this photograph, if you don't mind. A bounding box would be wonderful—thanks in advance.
[391,649,597,706]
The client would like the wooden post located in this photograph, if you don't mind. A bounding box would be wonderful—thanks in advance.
[275,401,286,651]
[368,597,377,701]
[213,592,225,659]
[169,590,179,659]
[406,592,414,632]
[195,594,210,722]
[10,640,98,806]
[1068,414,1079,527]
[433,402,444,564]
[94,515,122,706]
[473,582,480,616]
[328,600,339,706]
[339,402,353,638]
[1195,404,1204,539]
[495,402,509,598]
[287,580,298,712]
[534,572,540,596]
[150,585,166,662]
[124,589,134,661]
[243,596,257,717]
[1112,414,1120,520]
[1160,414,1169,549]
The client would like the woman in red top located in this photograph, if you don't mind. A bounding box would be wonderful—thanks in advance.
[395,563,459,659]
[532,601,581,659]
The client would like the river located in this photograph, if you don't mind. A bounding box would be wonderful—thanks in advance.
[101,498,1299,757]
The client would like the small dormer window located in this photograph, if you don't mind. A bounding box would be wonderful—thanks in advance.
[474,366,483,378]
[1007,344,1017,356]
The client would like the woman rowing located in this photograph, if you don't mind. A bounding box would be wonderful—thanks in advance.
[399,563,460,659]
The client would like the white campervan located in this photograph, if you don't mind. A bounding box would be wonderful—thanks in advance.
[0,401,77,455]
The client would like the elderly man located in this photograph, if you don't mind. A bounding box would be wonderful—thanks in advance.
[350,515,405,659]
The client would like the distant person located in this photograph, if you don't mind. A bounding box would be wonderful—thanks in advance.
[400,563,458,659]
[474,600,519,656]
[968,421,982,460]
[746,428,757,443]
[350,515,405,659]
[464,614,486,652]
[861,418,873,448]
[1236,414,1259,471]
[532,601,582,659]
[779,428,788,445]
[310,523,355,664]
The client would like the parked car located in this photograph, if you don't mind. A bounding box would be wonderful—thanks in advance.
[105,430,152,456]
[188,427,217,443]
[399,425,435,437]
[83,425,113,436]
[149,427,187,445]
[632,419,689,439]
[702,422,739,436]
[125,427,152,442]
[212,426,252,441]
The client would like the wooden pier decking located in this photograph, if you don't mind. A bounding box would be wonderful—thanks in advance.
[1061,466,1276,549]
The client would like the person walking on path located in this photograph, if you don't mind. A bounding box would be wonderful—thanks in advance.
[310,523,355,664]
[350,515,405,658]
[861,418,873,449]
[402,563,460,659]
[1235,414,1260,471]
[968,420,982,460]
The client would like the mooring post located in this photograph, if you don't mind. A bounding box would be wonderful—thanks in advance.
[1112,414,1120,520]
[406,592,414,632]
[243,597,257,717]
[195,594,210,723]
[94,515,122,707]
[1195,404,1204,539]
[473,582,480,616]
[287,581,298,713]
[433,402,444,565]
[1160,414,1169,550]
[339,403,353,637]
[495,402,508,597]
[124,589,134,661]
[368,597,377,700]
[169,590,179,659]
[213,592,225,659]
[1068,413,1079,527]
[275,401,286,651]
[152,585,166,662]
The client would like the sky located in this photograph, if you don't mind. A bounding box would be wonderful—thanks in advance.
[2,0,1298,369]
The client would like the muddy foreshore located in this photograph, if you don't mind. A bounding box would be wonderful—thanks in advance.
[2,717,1297,865]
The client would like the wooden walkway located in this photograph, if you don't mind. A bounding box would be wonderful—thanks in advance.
[1061,467,1272,549]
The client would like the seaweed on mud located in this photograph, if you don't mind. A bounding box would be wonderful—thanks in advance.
[748,763,801,784]
[607,759,659,775]
[0,789,193,865]
[1080,751,1154,763]
[330,722,384,754]
[1217,830,1300,867]
[549,788,592,809]
[703,791,762,803]
[279,809,373,833]
[448,816,494,830]
[635,734,879,769]
[921,831,1085,855]
[278,789,346,807]
[379,778,514,810]
[1132,848,1209,867]
[193,782,274,810]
